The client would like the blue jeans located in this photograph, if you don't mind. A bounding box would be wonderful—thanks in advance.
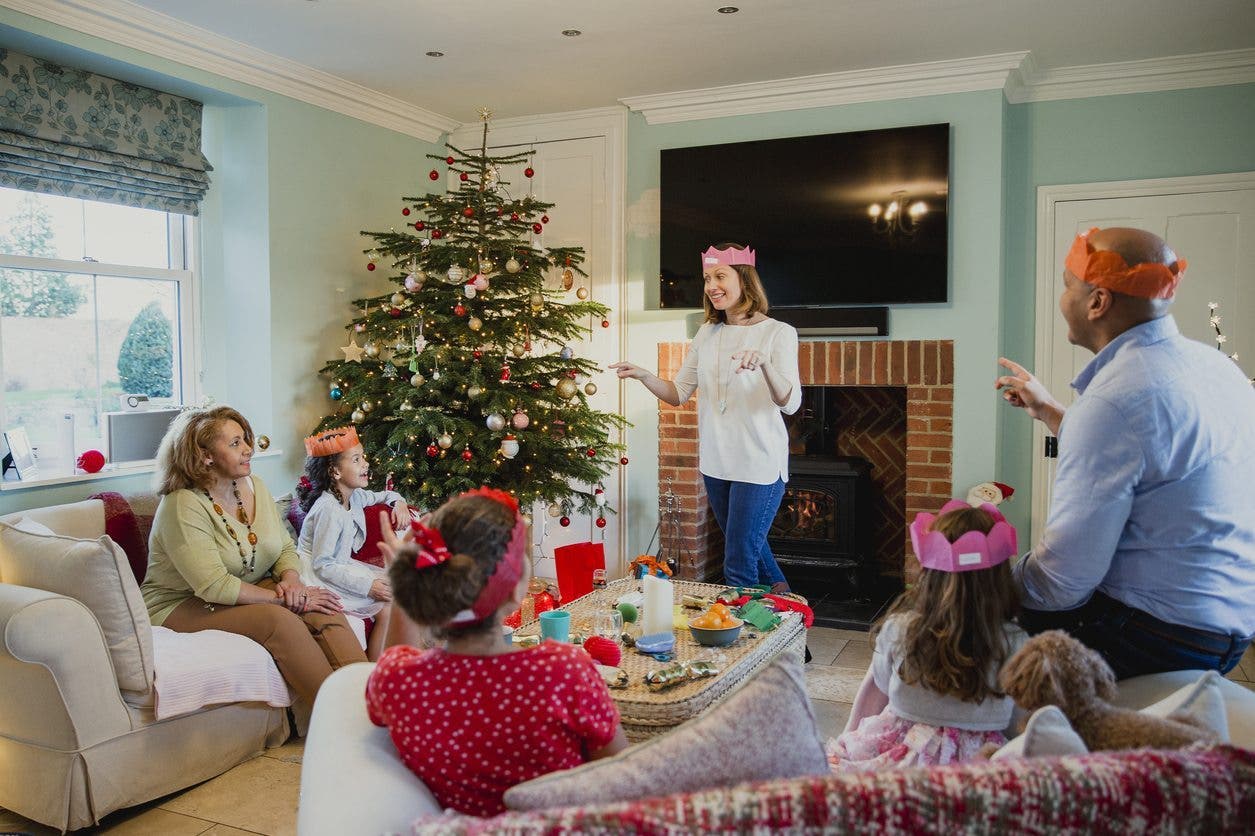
[702,475,787,587]
[1020,592,1252,679]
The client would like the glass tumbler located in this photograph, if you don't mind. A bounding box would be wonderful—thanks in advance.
[593,608,623,640]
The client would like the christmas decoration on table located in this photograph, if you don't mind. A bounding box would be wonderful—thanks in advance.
[644,659,720,692]
[966,481,1014,507]
[503,576,559,629]
[76,449,106,474]
[312,108,626,519]
[629,554,673,579]
[1208,301,1254,385]
[582,635,622,667]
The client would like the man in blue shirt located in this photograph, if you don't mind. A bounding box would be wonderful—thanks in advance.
[996,227,1255,678]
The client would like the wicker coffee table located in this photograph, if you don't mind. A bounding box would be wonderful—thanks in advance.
[514,577,806,741]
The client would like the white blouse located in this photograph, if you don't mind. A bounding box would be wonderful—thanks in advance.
[673,318,802,485]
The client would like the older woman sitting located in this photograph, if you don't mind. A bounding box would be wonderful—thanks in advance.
[141,405,366,704]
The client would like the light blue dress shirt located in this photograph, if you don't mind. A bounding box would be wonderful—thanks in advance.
[1014,315,1255,637]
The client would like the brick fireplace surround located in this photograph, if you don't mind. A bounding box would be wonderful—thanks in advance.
[657,339,954,583]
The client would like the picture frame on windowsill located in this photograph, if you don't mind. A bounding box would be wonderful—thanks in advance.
[2,426,38,481]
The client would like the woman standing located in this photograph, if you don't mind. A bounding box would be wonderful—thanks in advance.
[611,243,801,590]
[142,406,367,704]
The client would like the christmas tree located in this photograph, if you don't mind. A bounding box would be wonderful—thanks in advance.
[314,109,627,522]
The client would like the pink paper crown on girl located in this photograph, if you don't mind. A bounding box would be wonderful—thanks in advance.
[701,245,756,271]
[909,499,1018,573]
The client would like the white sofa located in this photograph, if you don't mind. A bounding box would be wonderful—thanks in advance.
[0,496,291,832]
[296,660,1255,836]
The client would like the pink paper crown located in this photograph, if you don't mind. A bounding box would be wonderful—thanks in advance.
[701,245,756,271]
[910,499,1018,574]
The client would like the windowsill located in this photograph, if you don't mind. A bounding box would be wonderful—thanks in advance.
[0,449,283,492]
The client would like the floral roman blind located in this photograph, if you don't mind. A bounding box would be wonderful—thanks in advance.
[0,48,212,215]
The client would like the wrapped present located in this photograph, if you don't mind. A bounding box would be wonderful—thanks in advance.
[629,554,672,580]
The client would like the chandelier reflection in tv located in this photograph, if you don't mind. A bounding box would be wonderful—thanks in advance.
[868,190,928,242]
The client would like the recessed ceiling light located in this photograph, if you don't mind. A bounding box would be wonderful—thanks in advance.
[425,51,444,58]
[561,29,582,37]
[717,6,739,13]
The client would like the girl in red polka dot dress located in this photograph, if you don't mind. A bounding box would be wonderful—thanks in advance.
[365,487,628,816]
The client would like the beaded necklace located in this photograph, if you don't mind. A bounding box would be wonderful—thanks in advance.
[203,480,258,574]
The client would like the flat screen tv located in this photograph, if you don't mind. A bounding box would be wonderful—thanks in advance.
[659,123,950,309]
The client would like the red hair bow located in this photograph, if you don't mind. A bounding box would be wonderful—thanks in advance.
[461,486,519,514]
[410,521,452,570]
[298,475,313,490]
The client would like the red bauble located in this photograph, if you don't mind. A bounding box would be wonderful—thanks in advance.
[500,365,512,382]
[389,307,404,318]
[601,319,610,328]
[532,223,543,234]
[586,448,597,458]
[595,516,607,529]
[446,155,455,164]
[541,214,550,224]
[524,166,535,178]
[401,207,410,216]
[510,213,519,221]
[426,443,439,457]
[461,448,473,461]
[454,303,466,316]
[567,369,578,378]
[472,349,483,359]
[462,207,474,218]
[415,221,425,230]
[559,516,570,527]
[432,229,443,239]
[459,172,469,182]
[428,169,439,181]
[76,449,106,474]
[530,382,542,390]
[583,635,620,666]
[366,262,376,271]
[620,456,630,465]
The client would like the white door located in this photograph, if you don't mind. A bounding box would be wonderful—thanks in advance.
[451,133,625,581]
[1032,177,1255,542]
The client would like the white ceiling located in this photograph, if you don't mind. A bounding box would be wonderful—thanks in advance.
[118,0,1255,123]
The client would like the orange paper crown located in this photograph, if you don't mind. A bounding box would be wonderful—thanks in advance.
[1065,228,1186,300]
[303,425,360,457]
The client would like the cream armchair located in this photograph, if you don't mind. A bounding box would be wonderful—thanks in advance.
[0,498,288,832]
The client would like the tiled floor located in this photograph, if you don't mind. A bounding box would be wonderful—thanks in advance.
[3,628,1252,834]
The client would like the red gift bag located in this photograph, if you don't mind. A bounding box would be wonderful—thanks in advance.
[351,503,393,568]
[554,541,605,602]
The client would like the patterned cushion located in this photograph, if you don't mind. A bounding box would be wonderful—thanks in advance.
[416,746,1255,835]
[502,654,828,811]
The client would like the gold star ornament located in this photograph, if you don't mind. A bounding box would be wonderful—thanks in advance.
[341,336,365,363]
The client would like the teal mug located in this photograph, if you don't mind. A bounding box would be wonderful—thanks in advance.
[539,610,571,643]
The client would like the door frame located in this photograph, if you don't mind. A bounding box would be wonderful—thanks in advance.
[449,107,630,570]
[1032,171,1255,539]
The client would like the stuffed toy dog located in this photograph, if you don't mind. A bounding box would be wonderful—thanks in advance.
[998,630,1218,751]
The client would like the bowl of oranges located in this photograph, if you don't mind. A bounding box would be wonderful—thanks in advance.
[688,603,743,647]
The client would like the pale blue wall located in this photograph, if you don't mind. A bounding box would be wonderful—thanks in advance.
[0,9,441,513]
[998,83,1255,536]
[622,92,1007,555]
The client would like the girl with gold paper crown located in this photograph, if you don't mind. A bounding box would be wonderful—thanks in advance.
[296,425,413,660]
[366,488,628,816]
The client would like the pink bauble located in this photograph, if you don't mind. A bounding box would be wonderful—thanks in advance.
[404,274,422,292]
[472,274,489,291]
[512,411,530,429]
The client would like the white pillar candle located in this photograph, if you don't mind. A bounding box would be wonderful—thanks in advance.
[641,573,674,636]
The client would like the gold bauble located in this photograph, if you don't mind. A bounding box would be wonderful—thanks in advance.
[556,378,578,399]
[256,435,270,450]
[548,502,563,517]
[351,409,366,423]
[575,286,589,300]
[511,343,525,358]
[467,385,483,399]
[529,292,544,310]
[447,266,465,283]
[468,316,483,331]
[363,341,380,358]
[437,433,453,450]
[505,257,521,274]
[410,373,425,387]
[390,292,406,307]
[361,401,374,413]
[584,382,598,396]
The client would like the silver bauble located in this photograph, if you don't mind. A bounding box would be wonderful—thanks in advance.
[447,265,465,283]
[467,385,483,399]
[363,341,380,358]
[559,346,574,360]
[505,257,521,274]
[437,433,453,450]
[391,292,406,307]
[486,413,506,431]
[351,409,366,423]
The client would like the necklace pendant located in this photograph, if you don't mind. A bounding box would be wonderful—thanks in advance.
[718,399,727,414]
